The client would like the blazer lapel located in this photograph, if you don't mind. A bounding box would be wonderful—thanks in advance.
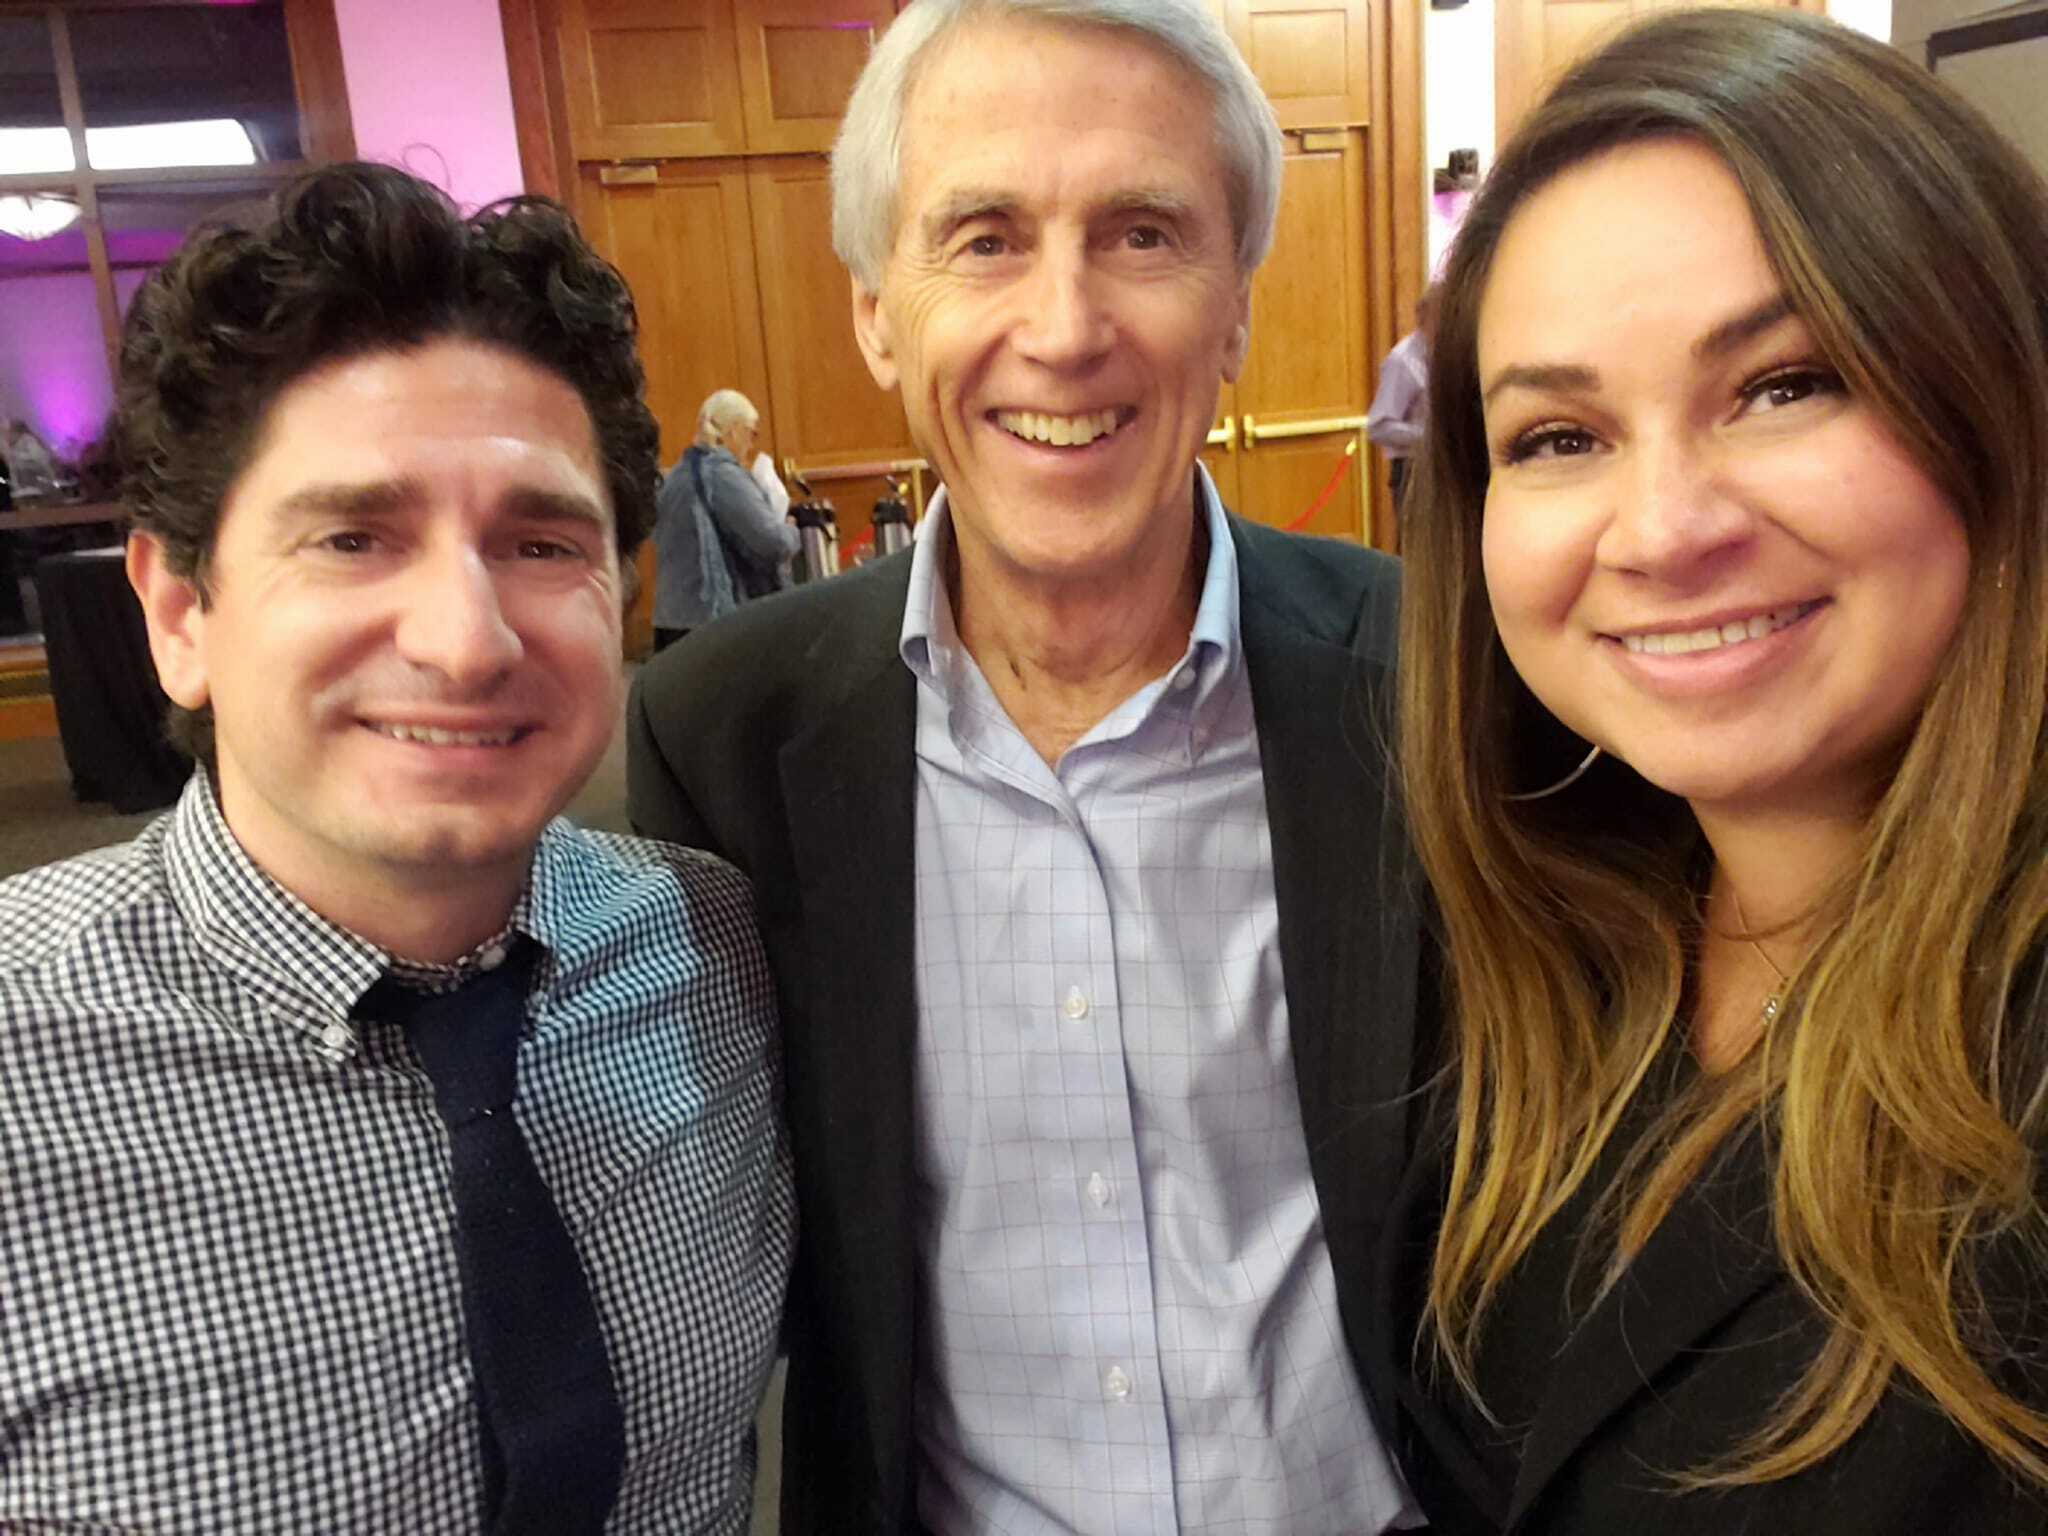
[1506,1125,1781,1528]
[1236,533,1420,1331]
[776,578,924,1519]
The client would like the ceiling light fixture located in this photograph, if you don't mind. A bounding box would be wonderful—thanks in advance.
[0,194,82,242]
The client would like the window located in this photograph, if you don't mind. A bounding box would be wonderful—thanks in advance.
[0,2,350,505]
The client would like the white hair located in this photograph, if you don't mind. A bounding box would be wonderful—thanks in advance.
[829,0,1284,292]
[694,387,759,449]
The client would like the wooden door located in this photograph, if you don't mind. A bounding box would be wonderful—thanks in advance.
[1496,0,1820,145]
[1232,128,1376,544]
[577,160,772,651]
[1224,0,1375,129]
[746,155,918,554]
[732,0,894,154]
[558,0,747,160]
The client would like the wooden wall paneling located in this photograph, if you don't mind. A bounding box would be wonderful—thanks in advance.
[1234,128,1371,541]
[500,0,566,199]
[1225,0,1374,129]
[1241,435,1366,541]
[578,159,773,652]
[579,162,773,462]
[1496,0,1811,147]
[557,0,747,160]
[1373,0,1423,551]
[746,154,916,552]
[732,0,894,154]
[285,0,356,162]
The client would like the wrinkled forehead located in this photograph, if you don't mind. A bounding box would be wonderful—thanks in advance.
[895,13,1211,174]
[891,16,1224,247]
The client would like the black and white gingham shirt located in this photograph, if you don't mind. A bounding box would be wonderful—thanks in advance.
[0,773,794,1532]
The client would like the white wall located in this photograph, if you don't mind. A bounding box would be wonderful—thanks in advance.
[332,0,525,211]
[1424,0,1494,273]
[1830,0,1895,40]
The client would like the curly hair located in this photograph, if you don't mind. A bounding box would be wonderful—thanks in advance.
[114,161,661,757]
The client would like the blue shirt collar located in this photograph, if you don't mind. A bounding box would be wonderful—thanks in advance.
[899,465,1242,763]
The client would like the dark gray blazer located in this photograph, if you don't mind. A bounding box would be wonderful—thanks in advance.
[627,512,1425,1534]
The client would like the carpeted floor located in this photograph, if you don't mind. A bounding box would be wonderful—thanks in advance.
[0,733,162,877]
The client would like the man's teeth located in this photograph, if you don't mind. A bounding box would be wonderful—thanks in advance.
[1622,603,1815,656]
[373,723,519,747]
[995,408,1123,447]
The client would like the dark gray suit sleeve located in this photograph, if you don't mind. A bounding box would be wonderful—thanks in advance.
[703,455,800,563]
[625,671,716,850]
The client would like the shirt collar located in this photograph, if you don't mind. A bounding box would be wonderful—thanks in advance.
[163,769,555,1032]
[899,463,1242,707]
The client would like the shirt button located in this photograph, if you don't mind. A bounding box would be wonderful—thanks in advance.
[1061,986,1090,1021]
[477,943,508,971]
[1104,1365,1132,1401]
[320,1023,350,1051]
[1171,667,1197,692]
[1086,1172,1111,1208]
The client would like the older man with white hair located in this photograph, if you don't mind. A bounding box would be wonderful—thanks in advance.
[630,1,1427,1531]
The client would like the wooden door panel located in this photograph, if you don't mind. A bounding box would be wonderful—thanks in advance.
[559,0,745,159]
[1242,132,1370,424]
[746,156,917,552]
[1236,432,1366,541]
[1544,0,1636,78]
[579,161,771,654]
[734,0,893,153]
[1232,129,1369,540]
[580,163,771,464]
[1241,137,1368,425]
[1497,0,1816,145]
[747,160,908,461]
[1226,0,1373,128]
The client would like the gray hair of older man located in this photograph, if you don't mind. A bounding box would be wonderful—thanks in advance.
[694,387,760,450]
[829,0,1284,294]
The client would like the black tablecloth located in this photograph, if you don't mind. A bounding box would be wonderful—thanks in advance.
[0,538,28,635]
[35,549,190,813]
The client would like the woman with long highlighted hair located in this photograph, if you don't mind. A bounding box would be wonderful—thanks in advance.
[1378,11,2048,1531]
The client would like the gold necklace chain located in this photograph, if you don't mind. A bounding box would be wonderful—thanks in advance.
[1727,885,1790,1024]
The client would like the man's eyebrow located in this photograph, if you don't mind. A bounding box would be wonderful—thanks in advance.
[272,479,419,522]
[503,486,611,531]
[918,188,1016,247]
[269,480,609,531]
[1098,188,1198,224]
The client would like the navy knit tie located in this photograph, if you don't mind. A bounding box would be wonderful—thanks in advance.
[360,937,625,1532]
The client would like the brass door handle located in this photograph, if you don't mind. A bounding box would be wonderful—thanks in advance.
[1205,416,1238,450]
[783,455,927,483]
[1241,413,1369,445]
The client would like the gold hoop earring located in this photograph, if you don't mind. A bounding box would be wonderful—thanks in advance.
[1505,743,1602,802]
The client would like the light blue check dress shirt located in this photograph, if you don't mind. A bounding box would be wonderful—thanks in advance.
[900,471,1419,1535]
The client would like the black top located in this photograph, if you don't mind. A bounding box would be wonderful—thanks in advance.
[1433,1041,1697,1505]
[1373,1034,2048,1535]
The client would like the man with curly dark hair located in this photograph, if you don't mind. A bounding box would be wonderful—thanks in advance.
[0,163,792,1532]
